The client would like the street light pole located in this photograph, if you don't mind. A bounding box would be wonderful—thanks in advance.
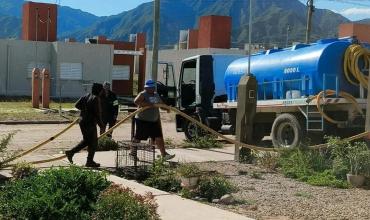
[247,0,252,76]
[286,25,290,48]
[152,0,160,87]
[305,0,314,44]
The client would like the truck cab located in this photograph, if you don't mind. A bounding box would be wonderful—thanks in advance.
[172,54,245,139]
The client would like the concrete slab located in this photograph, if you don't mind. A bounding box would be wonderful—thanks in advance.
[108,175,253,220]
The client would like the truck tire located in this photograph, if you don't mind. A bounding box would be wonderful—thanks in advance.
[271,113,302,148]
[184,115,204,140]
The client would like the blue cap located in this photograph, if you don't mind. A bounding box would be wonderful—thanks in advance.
[144,79,156,88]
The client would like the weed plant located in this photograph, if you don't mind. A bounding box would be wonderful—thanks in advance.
[198,175,234,202]
[144,159,181,192]
[97,136,119,151]
[0,133,15,169]
[11,162,38,180]
[183,135,222,149]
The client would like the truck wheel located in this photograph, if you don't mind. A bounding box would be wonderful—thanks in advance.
[184,115,203,140]
[271,114,302,148]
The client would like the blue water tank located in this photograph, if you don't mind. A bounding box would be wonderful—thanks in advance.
[224,38,359,102]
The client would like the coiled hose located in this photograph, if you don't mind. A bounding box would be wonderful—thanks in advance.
[344,44,370,89]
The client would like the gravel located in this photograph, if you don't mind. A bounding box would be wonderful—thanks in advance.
[196,161,370,220]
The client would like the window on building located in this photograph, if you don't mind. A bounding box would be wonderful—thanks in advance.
[112,65,130,80]
[60,63,83,80]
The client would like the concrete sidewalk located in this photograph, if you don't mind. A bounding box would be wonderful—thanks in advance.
[1,147,253,220]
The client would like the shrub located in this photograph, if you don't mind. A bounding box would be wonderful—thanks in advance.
[144,159,181,192]
[93,184,160,220]
[180,188,196,199]
[332,157,350,179]
[198,175,234,202]
[256,151,279,171]
[183,135,222,149]
[306,170,348,189]
[278,148,314,179]
[11,162,38,180]
[278,148,333,182]
[176,163,201,178]
[0,133,15,169]
[347,142,368,175]
[239,147,254,164]
[97,136,119,151]
[0,166,110,220]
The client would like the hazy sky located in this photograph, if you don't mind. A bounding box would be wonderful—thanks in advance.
[34,0,370,21]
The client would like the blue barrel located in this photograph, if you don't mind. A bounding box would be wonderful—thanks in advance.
[224,38,359,102]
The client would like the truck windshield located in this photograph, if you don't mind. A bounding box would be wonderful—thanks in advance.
[180,60,196,107]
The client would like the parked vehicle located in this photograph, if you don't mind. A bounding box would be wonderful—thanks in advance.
[158,37,368,148]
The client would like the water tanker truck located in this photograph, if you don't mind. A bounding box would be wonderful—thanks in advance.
[159,37,369,148]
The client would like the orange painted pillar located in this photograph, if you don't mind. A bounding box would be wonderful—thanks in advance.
[31,68,40,108]
[41,68,50,108]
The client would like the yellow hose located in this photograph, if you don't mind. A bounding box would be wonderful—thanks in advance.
[314,90,364,125]
[344,44,370,89]
[4,104,369,168]
[2,118,79,165]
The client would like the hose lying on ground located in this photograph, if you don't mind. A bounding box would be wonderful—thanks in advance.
[3,103,370,168]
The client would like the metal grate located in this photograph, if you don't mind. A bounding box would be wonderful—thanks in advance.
[116,141,155,179]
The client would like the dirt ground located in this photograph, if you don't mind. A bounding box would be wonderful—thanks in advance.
[197,161,370,220]
[0,113,184,155]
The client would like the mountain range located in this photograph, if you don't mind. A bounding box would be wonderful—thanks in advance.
[0,0,366,48]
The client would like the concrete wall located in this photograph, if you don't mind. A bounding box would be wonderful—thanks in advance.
[146,48,247,87]
[0,39,51,96]
[53,42,113,97]
[0,39,113,98]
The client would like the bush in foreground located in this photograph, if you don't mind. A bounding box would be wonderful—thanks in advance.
[198,175,234,202]
[0,166,110,220]
[93,184,160,220]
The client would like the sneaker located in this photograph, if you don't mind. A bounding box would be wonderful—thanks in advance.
[162,153,175,161]
[85,161,100,168]
[65,150,74,164]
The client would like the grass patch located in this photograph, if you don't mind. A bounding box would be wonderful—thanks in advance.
[250,171,264,180]
[278,147,348,188]
[294,191,313,199]
[0,101,76,121]
[182,136,223,149]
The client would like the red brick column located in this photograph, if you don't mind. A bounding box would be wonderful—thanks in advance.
[32,68,40,108]
[41,68,50,108]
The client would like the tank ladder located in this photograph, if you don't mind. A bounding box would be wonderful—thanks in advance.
[306,105,324,131]
[305,74,338,132]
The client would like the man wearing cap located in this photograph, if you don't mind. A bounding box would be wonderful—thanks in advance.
[100,81,119,138]
[133,79,175,160]
[65,83,104,167]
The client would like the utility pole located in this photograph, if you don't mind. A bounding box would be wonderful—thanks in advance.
[286,25,290,48]
[247,0,252,76]
[305,0,314,44]
[151,0,160,85]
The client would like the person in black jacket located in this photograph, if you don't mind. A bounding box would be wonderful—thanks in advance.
[100,81,119,138]
[65,83,104,167]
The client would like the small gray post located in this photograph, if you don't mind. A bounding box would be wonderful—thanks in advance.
[365,68,370,134]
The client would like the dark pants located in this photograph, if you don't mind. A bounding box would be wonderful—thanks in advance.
[70,123,98,162]
[100,119,116,138]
